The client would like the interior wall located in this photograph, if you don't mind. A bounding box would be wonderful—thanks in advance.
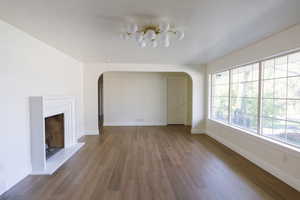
[0,20,83,195]
[104,72,167,126]
[83,63,206,135]
[103,72,192,126]
[206,24,300,191]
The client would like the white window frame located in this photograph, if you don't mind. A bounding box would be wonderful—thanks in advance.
[209,48,300,149]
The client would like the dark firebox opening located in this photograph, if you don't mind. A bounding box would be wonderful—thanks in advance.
[45,113,65,159]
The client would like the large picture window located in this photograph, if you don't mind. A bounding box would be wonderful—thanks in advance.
[210,50,300,149]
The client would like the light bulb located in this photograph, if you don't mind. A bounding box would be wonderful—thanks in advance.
[138,40,147,48]
[145,30,156,40]
[163,39,170,47]
[127,24,138,33]
[159,32,169,42]
[134,32,144,43]
[150,40,158,48]
[159,22,170,32]
[175,30,184,40]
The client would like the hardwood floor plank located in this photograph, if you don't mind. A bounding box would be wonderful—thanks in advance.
[1,125,300,200]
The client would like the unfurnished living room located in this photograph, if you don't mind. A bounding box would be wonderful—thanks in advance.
[1,0,300,200]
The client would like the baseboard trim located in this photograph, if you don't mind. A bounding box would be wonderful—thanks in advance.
[104,122,167,126]
[205,130,300,192]
[191,128,205,134]
[84,129,99,135]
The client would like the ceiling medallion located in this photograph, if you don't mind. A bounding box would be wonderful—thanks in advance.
[120,22,184,48]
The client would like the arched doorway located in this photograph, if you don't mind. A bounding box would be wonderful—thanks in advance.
[86,64,205,135]
[98,74,104,134]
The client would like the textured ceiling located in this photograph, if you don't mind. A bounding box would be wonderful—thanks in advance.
[0,0,300,64]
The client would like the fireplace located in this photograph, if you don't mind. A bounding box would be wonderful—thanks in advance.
[30,96,84,174]
[45,114,65,159]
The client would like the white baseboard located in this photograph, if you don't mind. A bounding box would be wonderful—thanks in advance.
[191,128,205,134]
[104,122,167,126]
[84,129,99,135]
[205,130,300,192]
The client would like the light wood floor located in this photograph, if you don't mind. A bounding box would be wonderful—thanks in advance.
[2,126,300,200]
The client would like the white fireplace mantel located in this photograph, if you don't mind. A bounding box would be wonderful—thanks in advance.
[29,96,84,175]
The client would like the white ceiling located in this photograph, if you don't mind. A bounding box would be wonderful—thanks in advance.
[0,0,300,64]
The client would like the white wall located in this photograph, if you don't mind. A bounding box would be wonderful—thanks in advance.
[0,20,83,195]
[103,72,192,126]
[206,24,300,191]
[83,63,206,135]
[104,72,167,126]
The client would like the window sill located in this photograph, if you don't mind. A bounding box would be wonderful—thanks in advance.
[207,119,300,158]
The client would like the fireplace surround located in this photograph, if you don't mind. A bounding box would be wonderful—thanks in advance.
[29,96,84,174]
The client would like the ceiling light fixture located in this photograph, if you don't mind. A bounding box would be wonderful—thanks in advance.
[120,22,184,48]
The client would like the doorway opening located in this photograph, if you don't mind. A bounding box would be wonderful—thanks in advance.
[97,72,192,130]
[98,74,104,134]
[166,74,192,125]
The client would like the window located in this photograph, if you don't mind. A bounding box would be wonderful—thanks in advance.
[209,50,300,149]
[261,52,300,147]
[231,63,259,132]
[211,71,229,122]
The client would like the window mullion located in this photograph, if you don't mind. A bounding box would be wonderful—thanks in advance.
[285,56,289,142]
[228,70,232,124]
[209,74,213,119]
[257,61,263,135]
